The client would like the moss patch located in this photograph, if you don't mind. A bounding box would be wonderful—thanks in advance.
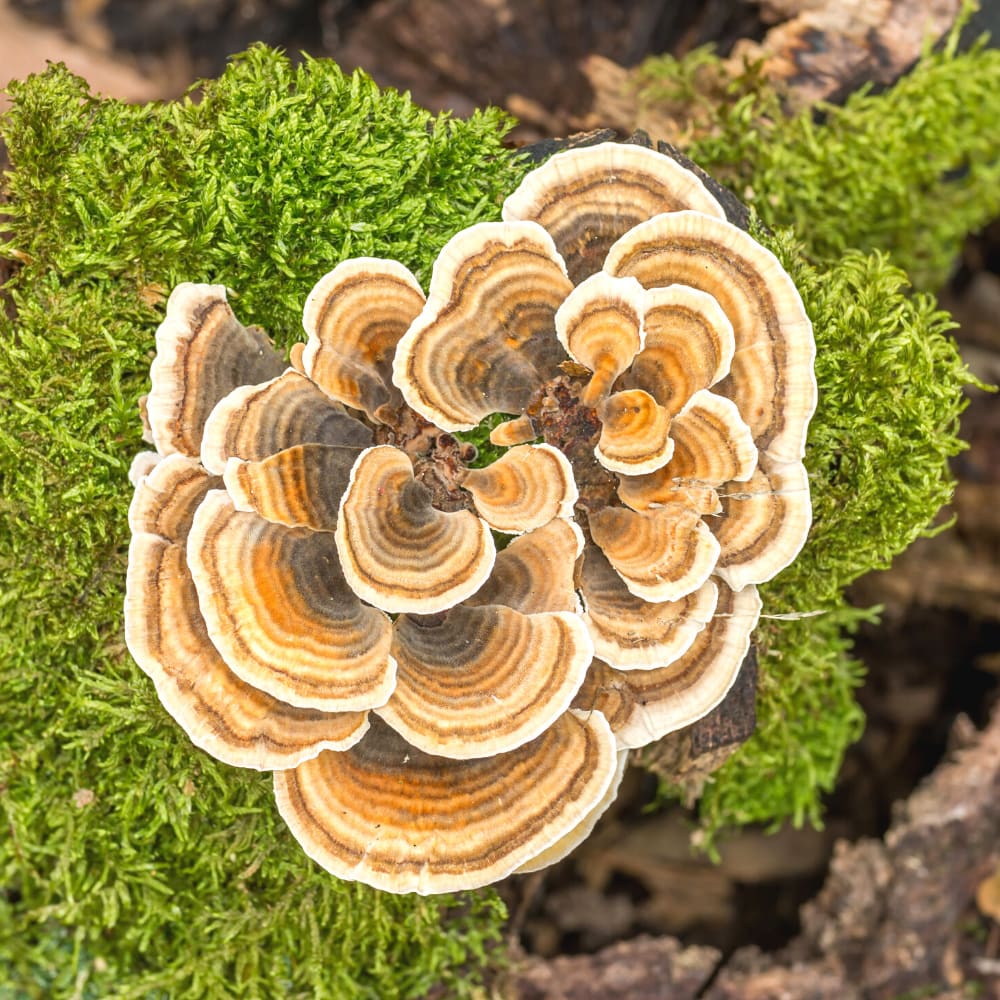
[1,49,521,999]
[637,10,1000,287]
[0,25,988,997]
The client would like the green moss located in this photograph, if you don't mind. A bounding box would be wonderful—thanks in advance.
[637,4,1000,287]
[0,23,988,995]
[1,49,521,999]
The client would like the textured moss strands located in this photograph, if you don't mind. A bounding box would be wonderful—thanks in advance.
[0,23,991,995]
[1,48,521,999]
[636,9,1000,287]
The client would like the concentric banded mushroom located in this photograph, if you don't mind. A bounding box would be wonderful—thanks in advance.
[274,711,618,895]
[127,140,817,895]
[301,258,425,420]
[335,446,496,614]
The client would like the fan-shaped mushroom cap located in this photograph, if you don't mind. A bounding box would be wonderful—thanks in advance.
[302,258,426,420]
[461,444,577,533]
[376,606,593,759]
[502,143,725,283]
[605,211,816,464]
[489,414,539,448]
[273,710,618,894]
[187,490,396,712]
[516,748,629,874]
[589,503,720,604]
[712,456,812,591]
[392,221,572,431]
[125,455,368,769]
[465,518,584,614]
[200,369,372,475]
[573,581,762,748]
[223,443,362,531]
[595,389,674,475]
[617,388,756,513]
[146,284,286,458]
[336,446,496,614]
[619,284,736,415]
[579,545,718,670]
[554,271,645,407]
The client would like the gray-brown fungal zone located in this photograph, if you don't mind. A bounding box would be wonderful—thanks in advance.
[521,175,707,284]
[611,236,788,449]
[390,607,578,736]
[279,715,606,874]
[166,298,285,454]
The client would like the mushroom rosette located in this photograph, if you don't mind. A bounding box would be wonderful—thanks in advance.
[126,142,816,895]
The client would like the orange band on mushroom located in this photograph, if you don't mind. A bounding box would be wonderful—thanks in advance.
[555,271,645,407]
[146,284,286,458]
[188,491,396,713]
[200,369,371,475]
[604,211,816,465]
[461,443,578,533]
[125,456,368,770]
[393,221,573,430]
[335,446,496,614]
[619,283,736,415]
[502,143,725,284]
[302,258,426,421]
[595,389,674,476]
[273,710,618,894]
[579,544,718,670]
[464,517,584,615]
[376,606,593,758]
[223,443,362,531]
[589,503,720,604]
[573,581,761,748]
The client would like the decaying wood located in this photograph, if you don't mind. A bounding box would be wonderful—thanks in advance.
[508,934,720,1000]
[729,0,962,111]
[638,649,758,805]
[509,704,1000,997]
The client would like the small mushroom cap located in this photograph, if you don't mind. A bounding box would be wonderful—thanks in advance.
[515,748,629,874]
[489,414,539,448]
[376,606,593,759]
[617,388,757,512]
[146,283,285,458]
[712,455,812,591]
[301,258,426,420]
[223,443,362,531]
[502,142,726,283]
[200,369,372,475]
[126,455,368,770]
[589,503,720,604]
[464,517,584,614]
[392,221,572,431]
[595,389,674,476]
[573,581,762,748]
[273,710,618,894]
[461,443,577,533]
[604,211,816,464]
[579,545,718,670]
[335,446,496,614]
[619,284,736,415]
[187,490,396,712]
[554,271,645,407]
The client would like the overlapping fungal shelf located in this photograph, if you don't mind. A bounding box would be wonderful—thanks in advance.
[126,142,816,894]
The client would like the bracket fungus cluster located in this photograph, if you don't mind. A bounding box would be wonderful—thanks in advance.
[125,141,816,895]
